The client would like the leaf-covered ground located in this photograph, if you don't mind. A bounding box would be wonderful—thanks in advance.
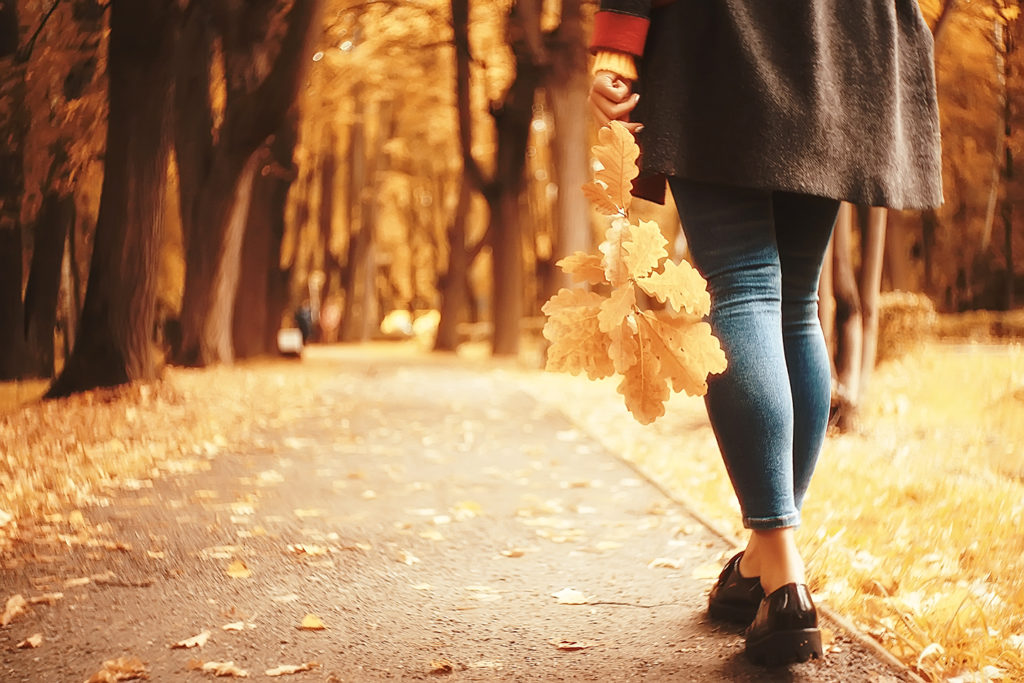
[526,341,1024,682]
[2,341,1019,681]
[0,347,909,681]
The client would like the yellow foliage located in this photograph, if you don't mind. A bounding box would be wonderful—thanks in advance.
[541,121,726,424]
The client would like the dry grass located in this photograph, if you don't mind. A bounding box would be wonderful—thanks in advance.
[525,342,1024,681]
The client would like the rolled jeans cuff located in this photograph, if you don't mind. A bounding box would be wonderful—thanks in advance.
[744,511,801,530]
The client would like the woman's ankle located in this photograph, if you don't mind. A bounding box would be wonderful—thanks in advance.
[742,528,806,594]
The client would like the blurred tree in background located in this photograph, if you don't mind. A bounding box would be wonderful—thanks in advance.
[0,0,1021,400]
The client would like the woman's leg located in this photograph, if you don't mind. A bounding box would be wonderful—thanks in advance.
[668,178,838,593]
[773,191,840,509]
[667,178,799,532]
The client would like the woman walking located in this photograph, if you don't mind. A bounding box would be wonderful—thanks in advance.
[588,0,942,666]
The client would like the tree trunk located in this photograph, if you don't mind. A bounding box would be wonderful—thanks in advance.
[318,126,339,342]
[23,193,75,378]
[175,0,321,366]
[490,3,544,356]
[340,103,367,342]
[0,0,26,380]
[831,202,863,431]
[545,0,590,297]
[434,180,472,351]
[858,206,887,393]
[48,0,180,397]
[233,111,300,359]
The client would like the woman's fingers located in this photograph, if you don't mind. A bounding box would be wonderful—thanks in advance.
[589,71,641,129]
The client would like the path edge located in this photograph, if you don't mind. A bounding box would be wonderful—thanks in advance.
[517,381,926,683]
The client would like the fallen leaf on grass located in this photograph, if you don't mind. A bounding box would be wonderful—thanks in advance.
[0,509,12,527]
[188,660,249,677]
[648,557,683,570]
[2,593,27,626]
[552,588,589,605]
[147,550,165,560]
[86,656,148,682]
[226,560,251,579]
[28,592,63,605]
[299,613,326,630]
[221,621,256,631]
[265,662,318,676]
[286,544,327,557]
[16,633,42,648]
[549,639,599,651]
[171,630,211,649]
[65,576,91,588]
[429,659,454,674]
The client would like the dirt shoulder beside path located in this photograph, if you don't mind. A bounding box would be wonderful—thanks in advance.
[2,349,913,681]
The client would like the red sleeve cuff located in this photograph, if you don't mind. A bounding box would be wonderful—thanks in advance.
[589,11,650,58]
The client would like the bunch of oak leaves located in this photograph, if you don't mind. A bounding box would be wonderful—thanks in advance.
[542,121,727,424]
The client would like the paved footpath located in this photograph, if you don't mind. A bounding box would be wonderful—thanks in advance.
[1,354,913,681]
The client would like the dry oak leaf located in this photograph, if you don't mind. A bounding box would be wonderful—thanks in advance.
[599,218,632,287]
[189,660,249,677]
[616,332,671,425]
[637,259,711,317]
[86,656,149,682]
[265,662,319,676]
[598,282,636,334]
[638,312,727,396]
[608,320,640,374]
[429,659,455,675]
[225,560,251,579]
[299,613,326,630]
[542,289,614,380]
[582,180,621,216]
[592,121,640,213]
[171,630,211,649]
[2,593,27,627]
[16,633,43,649]
[623,219,669,279]
[556,251,606,285]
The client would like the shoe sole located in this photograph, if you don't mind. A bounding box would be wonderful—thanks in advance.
[745,627,823,666]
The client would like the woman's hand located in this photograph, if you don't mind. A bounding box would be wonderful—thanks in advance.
[589,70,642,131]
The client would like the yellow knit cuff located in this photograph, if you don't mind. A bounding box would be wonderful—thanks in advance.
[591,51,638,81]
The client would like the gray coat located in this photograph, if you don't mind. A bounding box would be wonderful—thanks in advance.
[595,0,943,210]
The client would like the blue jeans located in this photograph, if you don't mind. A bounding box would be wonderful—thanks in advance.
[668,178,840,530]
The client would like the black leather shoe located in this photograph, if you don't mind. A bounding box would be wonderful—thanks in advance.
[745,583,823,666]
[708,552,765,624]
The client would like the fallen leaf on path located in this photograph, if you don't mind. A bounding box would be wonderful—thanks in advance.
[299,613,326,630]
[648,557,683,570]
[549,638,599,651]
[28,589,64,606]
[86,656,148,682]
[453,500,482,519]
[468,660,503,670]
[226,560,251,578]
[221,621,256,631]
[419,529,444,541]
[500,549,526,558]
[64,576,91,588]
[265,662,318,676]
[692,562,722,580]
[821,627,840,653]
[16,633,42,648]
[429,659,454,674]
[188,660,249,677]
[411,583,433,590]
[2,593,27,626]
[171,630,211,649]
[552,588,589,605]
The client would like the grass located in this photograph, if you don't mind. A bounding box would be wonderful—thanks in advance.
[527,341,1024,681]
